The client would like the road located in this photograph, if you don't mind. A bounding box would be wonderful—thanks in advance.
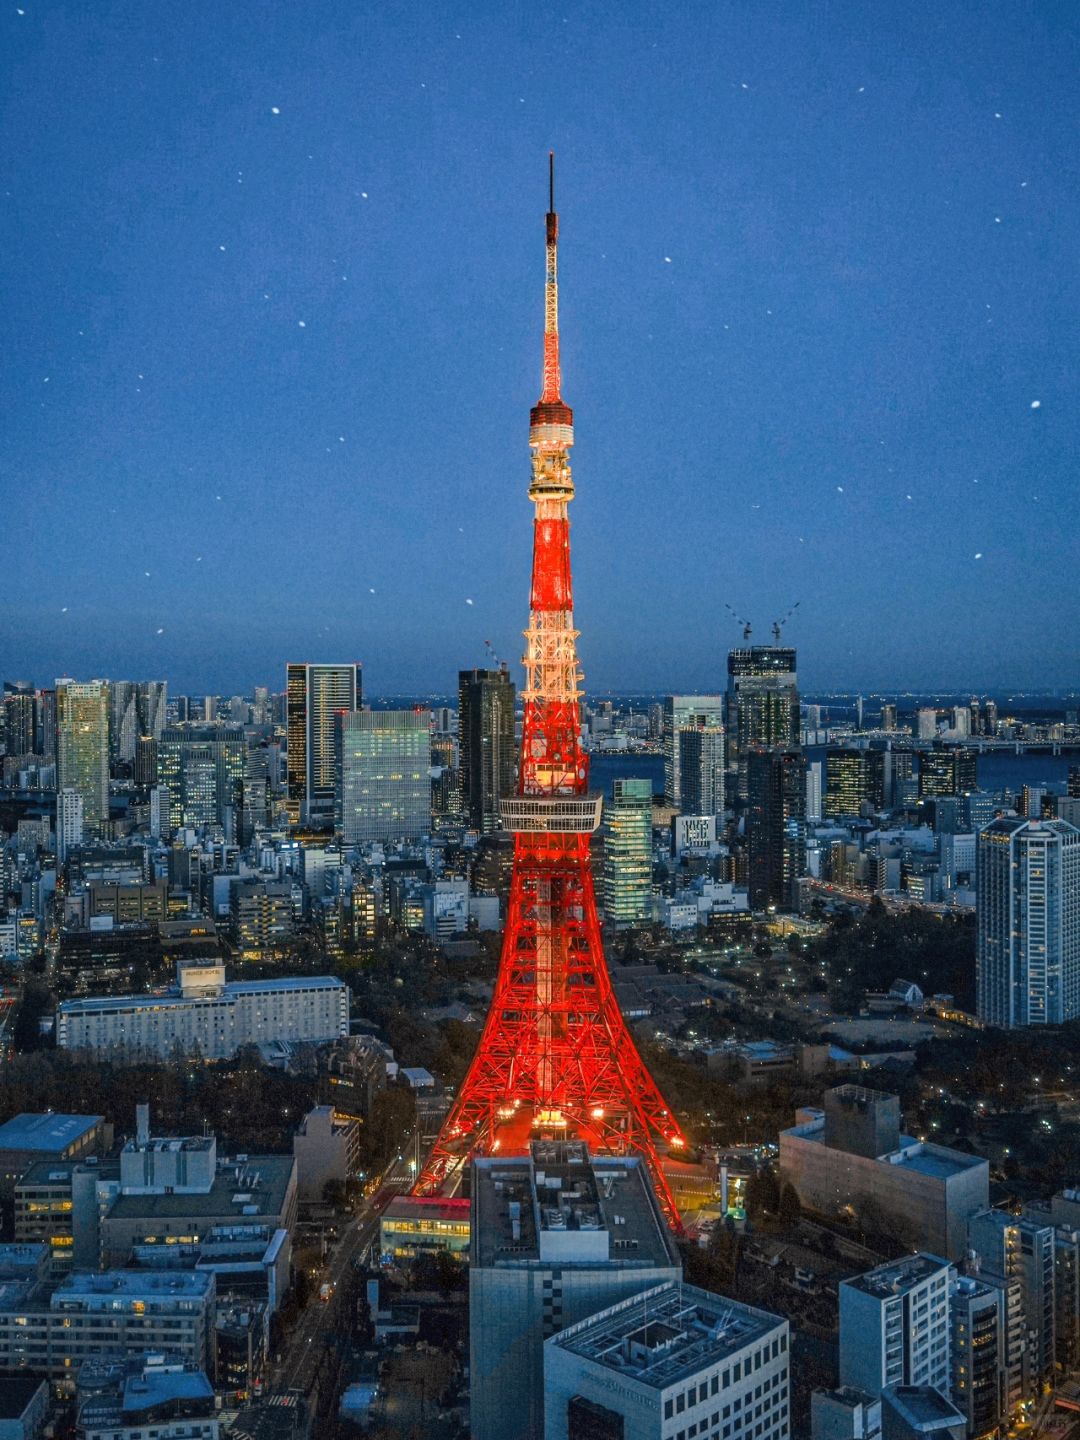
[274,1155,415,1399]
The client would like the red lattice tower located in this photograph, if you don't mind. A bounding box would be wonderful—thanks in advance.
[414,156,687,1227]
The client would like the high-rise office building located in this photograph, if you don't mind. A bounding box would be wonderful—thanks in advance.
[56,789,85,864]
[825,749,876,818]
[984,700,998,735]
[839,1253,952,1398]
[726,648,799,800]
[56,679,110,837]
[881,702,897,731]
[36,687,56,761]
[677,723,725,816]
[134,735,157,786]
[949,1275,1004,1439]
[158,726,246,834]
[334,709,430,844]
[976,817,1080,1028]
[747,748,806,911]
[663,695,724,807]
[967,1209,1055,1394]
[109,681,167,766]
[919,747,977,798]
[806,760,823,823]
[286,663,362,827]
[602,778,652,926]
[252,686,270,725]
[458,666,516,834]
[2,686,36,757]
[916,709,938,741]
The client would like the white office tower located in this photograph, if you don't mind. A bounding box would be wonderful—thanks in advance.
[806,761,823,823]
[469,1141,681,1440]
[838,1254,953,1399]
[56,789,85,863]
[544,1282,790,1440]
[917,709,938,741]
[976,817,1080,1027]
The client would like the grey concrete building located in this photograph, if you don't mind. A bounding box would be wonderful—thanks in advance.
[778,1086,988,1260]
[469,1141,681,1440]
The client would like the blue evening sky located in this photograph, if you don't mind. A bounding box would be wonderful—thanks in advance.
[2,2,1077,694]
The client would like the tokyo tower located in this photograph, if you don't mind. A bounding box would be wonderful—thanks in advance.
[414,156,687,1226]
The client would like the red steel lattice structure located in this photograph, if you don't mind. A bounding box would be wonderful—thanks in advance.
[414,156,687,1227]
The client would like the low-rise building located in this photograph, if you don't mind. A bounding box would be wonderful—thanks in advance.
[379,1195,470,1259]
[77,1355,218,1440]
[56,962,348,1060]
[0,1270,215,1384]
[0,1112,106,1198]
[544,1281,789,1440]
[879,1386,964,1439]
[811,1387,882,1440]
[779,1086,988,1260]
[292,1107,360,1204]
[0,1378,49,1440]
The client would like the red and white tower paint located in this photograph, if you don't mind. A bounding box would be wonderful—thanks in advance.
[415,156,687,1227]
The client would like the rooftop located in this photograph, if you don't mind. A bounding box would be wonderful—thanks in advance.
[843,1253,951,1300]
[53,1270,214,1306]
[58,975,346,1016]
[0,1376,47,1419]
[883,1385,965,1429]
[473,1141,679,1271]
[106,1153,295,1223]
[784,1115,986,1179]
[382,1195,471,1225]
[0,1111,103,1152]
[17,1157,120,1188]
[550,1281,785,1391]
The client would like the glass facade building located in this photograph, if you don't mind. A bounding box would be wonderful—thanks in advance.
[334,709,431,844]
[286,663,362,826]
[662,696,724,809]
[56,679,110,836]
[602,778,653,925]
[158,725,245,834]
[458,667,516,834]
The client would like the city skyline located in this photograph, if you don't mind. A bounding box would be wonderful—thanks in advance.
[3,3,1078,693]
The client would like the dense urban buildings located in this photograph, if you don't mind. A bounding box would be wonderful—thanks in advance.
[457,666,516,834]
[976,816,1080,1027]
[285,663,362,827]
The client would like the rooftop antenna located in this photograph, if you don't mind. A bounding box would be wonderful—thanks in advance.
[771,601,800,644]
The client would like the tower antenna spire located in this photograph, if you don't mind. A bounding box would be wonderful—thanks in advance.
[549,149,555,213]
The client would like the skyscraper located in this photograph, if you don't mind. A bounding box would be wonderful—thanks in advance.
[56,789,85,864]
[286,663,362,827]
[676,723,725,817]
[824,748,874,818]
[726,648,799,800]
[110,681,167,765]
[158,726,246,834]
[919,745,978,798]
[602,778,653,925]
[458,666,516,834]
[662,695,724,808]
[56,679,110,836]
[977,817,1080,1028]
[747,748,806,911]
[880,702,897,731]
[334,709,431,844]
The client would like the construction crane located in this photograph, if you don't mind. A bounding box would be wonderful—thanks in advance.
[771,601,800,644]
[724,603,752,641]
[483,639,504,670]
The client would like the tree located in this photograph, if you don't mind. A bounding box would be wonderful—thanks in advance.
[744,1167,780,1219]
[778,1184,802,1224]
